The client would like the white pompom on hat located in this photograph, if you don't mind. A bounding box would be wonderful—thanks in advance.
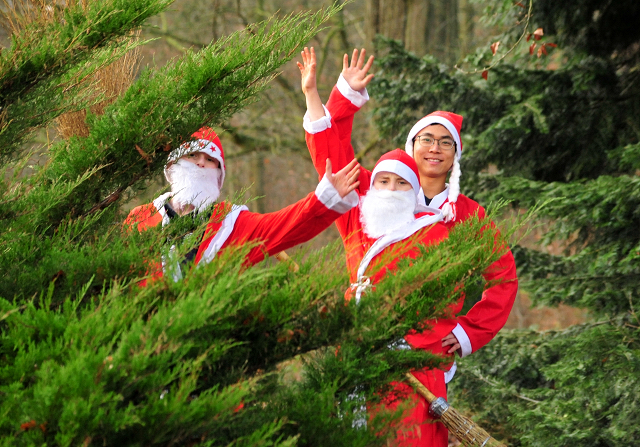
[404,111,464,222]
[165,127,226,189]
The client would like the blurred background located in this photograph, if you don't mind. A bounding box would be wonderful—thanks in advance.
[0,0,589,331]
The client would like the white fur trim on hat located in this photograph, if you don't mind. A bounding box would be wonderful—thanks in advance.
[370,159,420,195]
[165,139,225,189]
[405,116,461,160]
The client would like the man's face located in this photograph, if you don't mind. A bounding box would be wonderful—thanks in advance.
[372,172,414,191]
[412,124,456,180]
[180,151,220,169]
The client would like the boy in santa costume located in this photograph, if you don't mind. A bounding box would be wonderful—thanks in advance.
[125,127,361,281]
[297,47,518,446]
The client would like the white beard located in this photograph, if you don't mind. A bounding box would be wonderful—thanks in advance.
[359,188,417,239]
[166,159,221,212]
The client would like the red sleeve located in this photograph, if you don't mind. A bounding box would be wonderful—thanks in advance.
[457,240,518,353]
[305,110,357,179]
[326,85,361,148]
[221,190,349,266]
[305,110,372,245]
[124,204,162,232]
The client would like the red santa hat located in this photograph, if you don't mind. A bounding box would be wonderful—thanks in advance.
[165,127,226,188]
[404,111,463,222]
[370,149,421,194]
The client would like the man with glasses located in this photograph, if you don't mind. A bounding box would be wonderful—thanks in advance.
[298,47,518,447]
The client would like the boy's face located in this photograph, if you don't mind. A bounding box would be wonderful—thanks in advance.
[372,172,414,191]
[180,151,220,170]
[412,124,456,180]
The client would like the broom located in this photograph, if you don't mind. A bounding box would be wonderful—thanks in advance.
[405,373,507,447]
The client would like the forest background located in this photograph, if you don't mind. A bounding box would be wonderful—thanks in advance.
[1,0,639,446]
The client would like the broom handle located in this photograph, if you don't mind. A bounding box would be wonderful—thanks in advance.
[273,250,300,272]
[405,372,437,403]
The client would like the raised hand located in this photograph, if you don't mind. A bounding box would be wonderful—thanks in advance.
[297,46,317,95]
[341,48,374,92]
[297,46,325,121]
[326,158,360,198]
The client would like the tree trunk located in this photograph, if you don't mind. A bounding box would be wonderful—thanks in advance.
[366,0,461,62]
[405,0,428,55]
[457,0,473,59]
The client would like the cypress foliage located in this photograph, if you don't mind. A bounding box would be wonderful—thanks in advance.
[0,1,514,445]
[369,0,640,445]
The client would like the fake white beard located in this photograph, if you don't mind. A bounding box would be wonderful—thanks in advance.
[359,188,417,239]
[166,159,221,212]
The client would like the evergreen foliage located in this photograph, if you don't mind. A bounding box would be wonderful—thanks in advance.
[369,0,640,445]
[0,1,513,445]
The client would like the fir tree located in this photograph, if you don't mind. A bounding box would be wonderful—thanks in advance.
[369,0,640,445]
[0,1,512,445]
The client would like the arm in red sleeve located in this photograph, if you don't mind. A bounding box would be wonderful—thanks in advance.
[303,75,369,178]
[304,107,357,179]
[326,75,368,144]
[220,175,359,266]
[453,247,518,356]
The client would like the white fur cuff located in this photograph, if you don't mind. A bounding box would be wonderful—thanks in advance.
[337,74,369,108]
[452,323,472,358]
[315,175,359,214]
[303,105,332,134]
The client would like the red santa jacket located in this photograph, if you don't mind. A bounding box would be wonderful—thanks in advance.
[124,176,358,280]
[305,105,462,361]
[304,77,518,359]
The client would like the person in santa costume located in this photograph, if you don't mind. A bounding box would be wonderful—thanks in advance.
[125,127,361,282]
[297,47,518,446]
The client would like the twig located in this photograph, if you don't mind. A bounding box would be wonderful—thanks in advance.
[468,367,542,404]
[454,0,533,75]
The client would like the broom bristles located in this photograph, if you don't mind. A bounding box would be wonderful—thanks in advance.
[440,405,506,447]
[405,372,507,447]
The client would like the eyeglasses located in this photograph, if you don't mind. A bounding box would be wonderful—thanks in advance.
[413,135,456,151]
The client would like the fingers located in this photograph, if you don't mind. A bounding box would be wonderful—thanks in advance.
[350,48,358,68]
[347,167,360,185]
[299,47,316,68]
[447,343,461,354]
[442,333,460,354]
[343,53,349,71]
[346,180,360,194]
[325,158,333,176]
[341,158,359,175]
[362,73,375,87]
[356,48,366,68]
[363,55,374,73]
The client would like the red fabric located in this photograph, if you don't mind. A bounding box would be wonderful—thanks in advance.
[124,191,345,279]
[322,85,518,354]
[305,86,518,446]
[193,192,344,266]
[123,204,164,285]
[306,104,453,446]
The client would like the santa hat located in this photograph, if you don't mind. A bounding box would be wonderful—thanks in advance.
[370,149,421,195]
[404,111,463,222]
[165,127,226,189]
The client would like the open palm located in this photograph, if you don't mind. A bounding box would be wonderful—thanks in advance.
[341,48,374,91]
[297,46,317,95]
[326,158,360,198]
